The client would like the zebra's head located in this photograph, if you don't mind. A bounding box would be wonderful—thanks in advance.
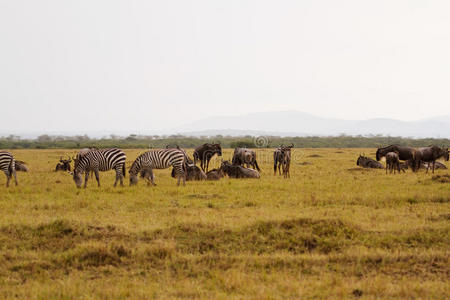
[129,172,139,186]
[73,170,83,188]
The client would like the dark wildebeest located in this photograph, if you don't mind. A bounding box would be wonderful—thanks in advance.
[171,164,206,181]
[193,143,222,172]
[205,168,224,180]
[220,160,260,178]
[385,151,400,174]
[411,146,449,173]
[232,148,260,171]
[376,145,416,162]
[55,156,71,172]
[273,144,293,176]
[356,155,383,169]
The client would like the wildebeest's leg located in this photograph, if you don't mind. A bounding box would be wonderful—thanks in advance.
[206,158,210,173]
[94,169,100,187]
[274,160,277,176]
[386,163,388,174]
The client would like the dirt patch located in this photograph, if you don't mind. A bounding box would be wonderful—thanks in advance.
[307,154,322,158]
[298,162,312,165]
[431,174,450,183]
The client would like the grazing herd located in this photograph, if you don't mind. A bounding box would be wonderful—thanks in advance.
[0,143,448,187]
[375,145,449,173]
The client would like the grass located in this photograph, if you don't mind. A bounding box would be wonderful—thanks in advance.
[0,148,449,299]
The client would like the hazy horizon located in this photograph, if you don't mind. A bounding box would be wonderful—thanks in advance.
[1,1,450,133]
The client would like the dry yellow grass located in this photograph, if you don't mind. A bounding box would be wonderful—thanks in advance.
[0,148,449,299]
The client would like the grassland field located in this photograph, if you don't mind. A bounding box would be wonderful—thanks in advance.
[0,148,449,299]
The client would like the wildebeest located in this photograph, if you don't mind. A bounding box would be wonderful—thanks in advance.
[282,150,291,178]
[171,164,206,181]
[205,168,224,180]
[232,148,260,171]
[376,145,415,162]
[273,144,293,176]
[193,143,222,172]
[411,146,449,173]
[385,151,400,174]
[55,156,71,172]
[220,160,260,179]
[356,155,383,169]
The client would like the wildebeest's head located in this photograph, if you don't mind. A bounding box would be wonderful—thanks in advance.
[212,143,222,156]
[443,147,449,161]
[375,149,381,161]
[356,155,362,166]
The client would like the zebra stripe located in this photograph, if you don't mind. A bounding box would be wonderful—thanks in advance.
[129,149,186,186]
[0,151,17,187]
[73,148,126,188]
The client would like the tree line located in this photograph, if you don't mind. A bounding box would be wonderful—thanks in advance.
[0,134,448,149]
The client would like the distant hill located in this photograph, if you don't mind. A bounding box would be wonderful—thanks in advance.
[174,111,450,138]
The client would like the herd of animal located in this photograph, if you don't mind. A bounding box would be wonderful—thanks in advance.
[0,144,448,187]
[357,145,449,174]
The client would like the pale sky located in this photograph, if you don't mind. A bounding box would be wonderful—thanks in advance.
[1,0,449,133]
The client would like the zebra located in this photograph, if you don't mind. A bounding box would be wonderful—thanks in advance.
[72,148,126,188]
[0,151,18,187]
[129,148,187,186]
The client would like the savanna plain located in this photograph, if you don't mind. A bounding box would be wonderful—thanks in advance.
[0,148,449,299]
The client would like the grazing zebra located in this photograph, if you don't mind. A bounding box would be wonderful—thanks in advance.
[0,151,18,187]
[72,148,126,188]
[129,149,187,186]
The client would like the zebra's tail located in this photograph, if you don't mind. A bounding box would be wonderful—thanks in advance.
[122,162,126,178]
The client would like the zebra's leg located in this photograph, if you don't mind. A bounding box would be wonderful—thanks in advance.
[149,169,156,186]
[206,159,210,173]
[84,172,89,188]
[5,172,10,187]
[114,169,119,187]
[118,168,124,187]
[13,169,18,186]
[94,170,100,187]
[181,172,186,186]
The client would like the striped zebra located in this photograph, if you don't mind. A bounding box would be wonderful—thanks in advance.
[129,148,187,186]
[0,151,18,187]
[72,148,126,188]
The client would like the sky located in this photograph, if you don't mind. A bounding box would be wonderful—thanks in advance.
[1,0,449,134]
